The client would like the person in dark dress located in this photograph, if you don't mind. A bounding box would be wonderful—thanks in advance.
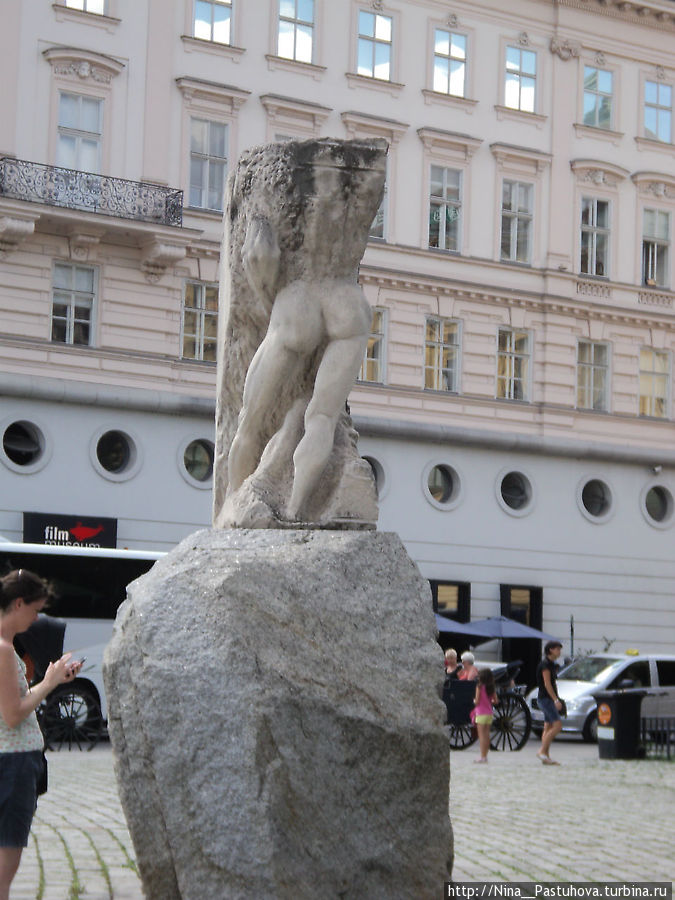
[536,640,563,765]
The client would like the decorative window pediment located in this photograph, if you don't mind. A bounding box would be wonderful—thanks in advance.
[260,94,331,138]
[632,171,675,201]
[42,46,125,84]
[571,159,629,189]
[418,127,481,161]
[175,77,250,114]
[341,110,408,144]
[491,142,551,175]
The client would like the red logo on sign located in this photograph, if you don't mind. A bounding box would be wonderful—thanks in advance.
[69,523,105,542]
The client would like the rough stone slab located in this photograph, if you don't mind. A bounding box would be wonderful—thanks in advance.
[103,528,452,899]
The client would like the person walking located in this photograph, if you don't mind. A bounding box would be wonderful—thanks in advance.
[472,668,498,763]
[536,640,564,766]
[0,569,82,900]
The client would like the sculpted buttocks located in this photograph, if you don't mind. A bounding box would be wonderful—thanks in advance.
[213,138,387,529]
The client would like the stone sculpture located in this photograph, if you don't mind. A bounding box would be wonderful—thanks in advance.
[103,138,453,900]
[213,138,387,529]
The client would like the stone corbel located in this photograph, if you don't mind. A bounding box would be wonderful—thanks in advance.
[141,239,188,282]
[0,213,39,258]
[549,37,581,61]
[66,227,104,261]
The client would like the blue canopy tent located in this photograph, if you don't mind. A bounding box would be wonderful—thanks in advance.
[435,614,559,642]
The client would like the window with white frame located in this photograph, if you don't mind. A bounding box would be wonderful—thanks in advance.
[359,308,386,382]
[369,179,387,240]
[357,10,392,81]
[497,327,530,401]
[583,66,613,129]
[504,46,536,113]
[639,348,670,418]
[644,81,672,143]
[182,281,218,362]
[580,197,610,277]
[424,317,460,392]
[432,29,466,97]
[56,92,102,172]
[189,118,228,211]
[642,209,670,288]
[577,340,609,411]
[429,166,461,251]
[51,262,95,346]
[278,0,313,63]
[501,180,532,263]
[193,0,232,43]
[65,0,105,12]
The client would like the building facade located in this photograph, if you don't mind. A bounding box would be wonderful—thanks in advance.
[2,0,675,666]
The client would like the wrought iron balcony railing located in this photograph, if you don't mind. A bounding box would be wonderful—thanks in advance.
[0,157,183,227]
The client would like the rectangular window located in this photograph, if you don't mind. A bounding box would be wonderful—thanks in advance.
[501,180,533,263]
[432,29,466,97]
[424,317,460,391]
[65,0,105,12]
[577,340,609,411]
[642,209,670,288]
[504,46,536,113]
[56,92,102,172]
[639,348,669,418]
[583,66,613,129]
[51,262,95,346]
[497,327,530,401]
[278,0,313,63]
[580,197,610,277]
[429,166,461,251]
[189,118,228,211]
[644,81,672,143]
[357,10,392,81]
[359,308,386,382]
[369,178,386,240]
[430,581,471,622]
[193,0,232,44]
[182,281,218,362]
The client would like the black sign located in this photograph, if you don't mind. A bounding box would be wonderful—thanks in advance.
[23,512,118,549]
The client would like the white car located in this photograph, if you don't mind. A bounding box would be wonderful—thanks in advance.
[526,652,675,742]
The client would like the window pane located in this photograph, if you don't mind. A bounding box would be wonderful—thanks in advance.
[434,29,449,55]
[209,122,227,158]
[518,183,532,212]
[505,72,520,109]
[428,204,441,247]
[278,19,294,57]
[596,200,609,228]
[516,220,530,261]
[81,98,101,133]
[194,0,212,39]
[298,0,314,21]
[80,139,99,173]
[502,181,513,211]
[645,81,658,105]
[213,6,230,44]
[521,50,536,75]
[598,96,612,128]
[501,216,512,259]
[583,93,597,126]
[208,161,225,210]
[451,34,466,59]
[59,93,79,129]
[295,24,313,63]
[357,38,372,76]
[521,78,535,112]
[279,0,295,16]
[75,267,94,291]
[205,285,219,310]
[53,265,72,289]
[433,58,449,93]
[595,233,607,276]
[506,47,520,70]
[51,319,67,342]
[449,60,464,96]
[358,11,374,37]
[191,119,208,153]
[598,70,612,94]
[374,42,390,80]
[657,110,671,142]
[374,14,391,41]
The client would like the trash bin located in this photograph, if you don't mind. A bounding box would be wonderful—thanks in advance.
[593,689,648,759]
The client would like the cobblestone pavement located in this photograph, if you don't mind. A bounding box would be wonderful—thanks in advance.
[11,737,674,898]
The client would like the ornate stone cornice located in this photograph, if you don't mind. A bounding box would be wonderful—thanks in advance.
[556,0,675,32]
[491,142,552,173]
[175,77,250,113]
[341,111,408,143]
[42,46,125,83]
[260,94,332,133]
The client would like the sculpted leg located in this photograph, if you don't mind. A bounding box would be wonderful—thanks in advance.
[228,333,299,493]
[287,332,368,520]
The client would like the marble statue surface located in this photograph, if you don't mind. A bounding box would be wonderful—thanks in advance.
[213,138,387,529]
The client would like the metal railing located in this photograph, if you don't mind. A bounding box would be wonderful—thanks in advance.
[0,157,183,227]
[640,716,675,760]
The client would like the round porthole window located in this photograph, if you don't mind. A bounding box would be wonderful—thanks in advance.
[184,439,214,483]
[2,421,44,467]
[576,476,614,523]
[495,467,535,517]
[641,483,674,529]
[97,430,132,473]
[91,427,141,482]
[500,472,530,510]
[422,462,462,510]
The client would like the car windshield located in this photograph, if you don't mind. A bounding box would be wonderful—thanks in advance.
[558,657,623,684]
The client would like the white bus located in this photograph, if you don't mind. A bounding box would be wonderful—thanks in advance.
[0,541,165,745]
